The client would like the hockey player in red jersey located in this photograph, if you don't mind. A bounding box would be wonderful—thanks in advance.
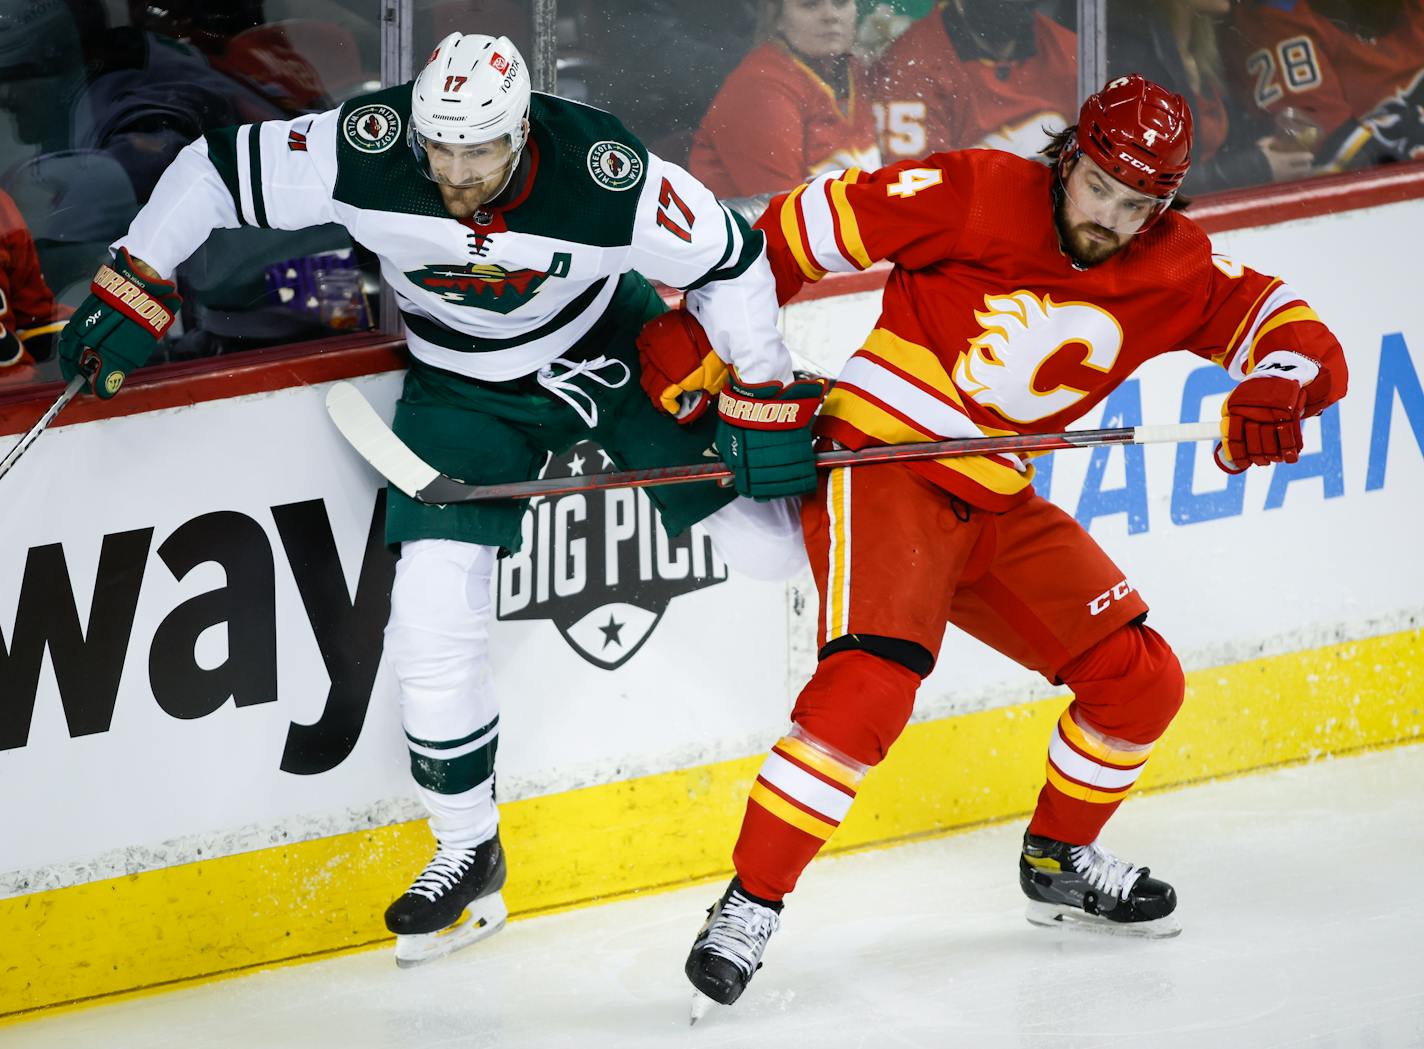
[872,0,1077,161]
[1234,0,1424,172]
[648,73,1347,1013]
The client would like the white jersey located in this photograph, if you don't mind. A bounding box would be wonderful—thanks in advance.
[117,86,792,383]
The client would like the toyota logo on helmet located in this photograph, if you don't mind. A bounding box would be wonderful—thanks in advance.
[1058,74,1194,231]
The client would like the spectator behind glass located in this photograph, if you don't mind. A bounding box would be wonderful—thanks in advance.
[690,0,882,198]
[1107,0,1314,192]
[0,0,290,295]
[857,0,937,55]
[576,0,760,167]
[874,0,1077,161]
[1234,0,1424,173]
[133,0,379,113]
[0,0,366,374]
[0,187,71,387]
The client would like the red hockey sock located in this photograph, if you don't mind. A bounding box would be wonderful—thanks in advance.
[733,651,919,901]
[1028,624,1184,844]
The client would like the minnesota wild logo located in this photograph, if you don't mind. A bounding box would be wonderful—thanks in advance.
[343,103,401,153]
[405,252,572,313]
[587,141,643,191]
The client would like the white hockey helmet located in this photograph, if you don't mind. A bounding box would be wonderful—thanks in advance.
[409,32,531,192]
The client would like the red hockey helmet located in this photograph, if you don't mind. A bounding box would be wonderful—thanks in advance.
[1059,74,1194,230]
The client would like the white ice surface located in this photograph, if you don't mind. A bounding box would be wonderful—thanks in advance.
[6,745,1423,1049]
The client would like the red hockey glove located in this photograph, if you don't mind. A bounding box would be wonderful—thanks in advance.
[1215,373,1308,474]
[636,308,730,423]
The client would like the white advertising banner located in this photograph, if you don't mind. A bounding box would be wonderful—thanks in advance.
[3,197,1422,891]
[0,375,796,890]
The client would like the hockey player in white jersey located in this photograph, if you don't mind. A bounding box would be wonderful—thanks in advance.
[57,33,822,967]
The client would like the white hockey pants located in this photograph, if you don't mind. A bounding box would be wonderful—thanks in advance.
[383,497,807,847]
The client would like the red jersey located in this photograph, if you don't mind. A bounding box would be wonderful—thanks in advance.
[1235,0,1424,170]
[690,42,881,198]
[756,151,1346,510]
[872,8,1077,161]
[0,190,64,336]
[0,189,68,384]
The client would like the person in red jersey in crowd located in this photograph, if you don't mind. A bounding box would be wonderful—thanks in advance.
[639,74,1347,1014]
[1233,0,1424,172]
[690,0,881,197]
[0,189,72,388]
[873,0,1077,161]
[1108,0,1315,191]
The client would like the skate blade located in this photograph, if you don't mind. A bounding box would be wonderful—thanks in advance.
[689,990,715,1026]
[393,892,510,968]
[1025,900,1182,939]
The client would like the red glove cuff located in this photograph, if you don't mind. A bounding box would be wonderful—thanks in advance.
[716,384,823,431]
[91,257,178,339]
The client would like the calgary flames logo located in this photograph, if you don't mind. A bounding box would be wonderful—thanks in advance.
[954,290,1124,424]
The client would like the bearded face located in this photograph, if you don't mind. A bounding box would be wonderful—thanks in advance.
[1053,155,1162,267]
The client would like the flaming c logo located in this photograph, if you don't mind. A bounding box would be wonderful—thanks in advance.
[954,291,1124,424]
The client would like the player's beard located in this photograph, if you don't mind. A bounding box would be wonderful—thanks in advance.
[1053,197,1129,268]
[438,180,504,219]
[435,151,525,219]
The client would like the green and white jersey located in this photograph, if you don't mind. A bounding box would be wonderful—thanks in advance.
[117,85,790,382]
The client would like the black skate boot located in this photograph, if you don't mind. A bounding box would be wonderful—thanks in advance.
[384,832,508,967]
[1020,831,1180,938]
[684,878,783,1022]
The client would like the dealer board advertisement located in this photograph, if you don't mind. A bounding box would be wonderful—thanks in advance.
[2,197,1421,895]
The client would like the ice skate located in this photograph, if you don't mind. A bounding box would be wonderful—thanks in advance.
[1020,831,1181,938]
[384,832,508,967]
[684,878,783,1022]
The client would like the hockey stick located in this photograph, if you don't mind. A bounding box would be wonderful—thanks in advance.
[325,381,1219,504]
[0,372,89,484]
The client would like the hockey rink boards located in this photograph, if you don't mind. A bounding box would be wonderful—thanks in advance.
[2,183,1423,1027]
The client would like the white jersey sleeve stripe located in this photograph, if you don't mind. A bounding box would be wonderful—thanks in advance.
[1225,282,1304,379]
[801,171,857,274]
[837,356,984,441]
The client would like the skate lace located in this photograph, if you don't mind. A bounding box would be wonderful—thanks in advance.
[1069,842,1144,901]
[409,848,478,902]
[702,893,781,977]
